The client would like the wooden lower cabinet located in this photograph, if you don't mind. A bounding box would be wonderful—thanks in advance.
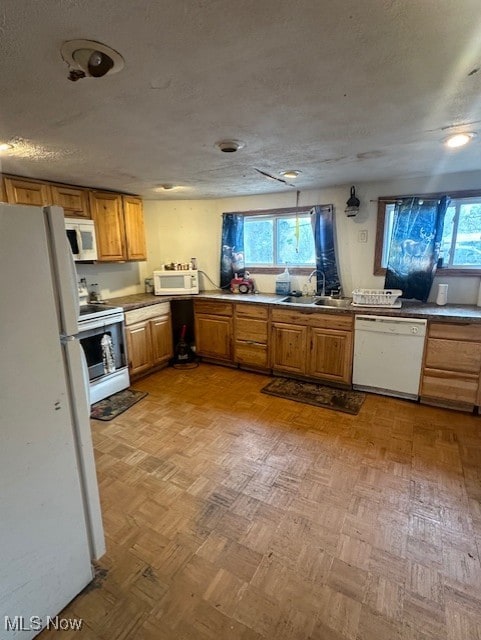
[150,315,174,365]
[126,320,152,378]
[195,315,233,361]
[270,308,353,385]
[125,303,173,379]
[309,327,353,383]
[420,321,481,409]
[271,323,308,374]
[234,303,270,370]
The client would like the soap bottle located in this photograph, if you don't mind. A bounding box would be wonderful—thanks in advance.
[275,266,291,295]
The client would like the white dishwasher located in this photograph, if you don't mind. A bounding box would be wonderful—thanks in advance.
[353,315,427,400]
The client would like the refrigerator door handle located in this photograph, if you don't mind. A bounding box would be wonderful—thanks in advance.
[45,206,80,336]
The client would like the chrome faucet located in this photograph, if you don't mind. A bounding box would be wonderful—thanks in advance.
[308,269,326,296]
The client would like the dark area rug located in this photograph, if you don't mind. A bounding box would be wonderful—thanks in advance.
[90,389,147,421]
[261,378,365,415]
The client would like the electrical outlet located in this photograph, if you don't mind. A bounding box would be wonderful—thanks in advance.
[358,230,368,243]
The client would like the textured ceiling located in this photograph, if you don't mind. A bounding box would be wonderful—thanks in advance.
[0,0,480,199]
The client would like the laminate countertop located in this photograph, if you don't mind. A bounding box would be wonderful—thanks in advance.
[106,291,481,323]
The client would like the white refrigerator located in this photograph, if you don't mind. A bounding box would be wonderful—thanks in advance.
[0,204,105,638]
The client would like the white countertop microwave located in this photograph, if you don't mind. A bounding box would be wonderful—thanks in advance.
[153,269,199,295]
[65,218,98,261]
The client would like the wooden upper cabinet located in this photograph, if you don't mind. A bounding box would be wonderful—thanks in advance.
[89,191,126,261]
[4,177,51,206]
[123,196,147,260]
[50,184,90,218]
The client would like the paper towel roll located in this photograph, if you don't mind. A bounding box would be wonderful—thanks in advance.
[436,283,448,306]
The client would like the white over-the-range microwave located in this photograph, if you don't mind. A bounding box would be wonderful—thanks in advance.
[153,270,199,295]
[65,218,98,261]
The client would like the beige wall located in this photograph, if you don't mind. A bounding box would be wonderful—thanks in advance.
[78,169,481,304]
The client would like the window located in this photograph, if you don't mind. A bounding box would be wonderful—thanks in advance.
[244,207,316,270]
[374,191,481,275]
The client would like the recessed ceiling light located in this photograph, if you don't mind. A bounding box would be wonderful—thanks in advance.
[154,184,188,192]
[444,132,476,148]
[214,139,245,153]
[281,170,301,179]
[0,142,13,152]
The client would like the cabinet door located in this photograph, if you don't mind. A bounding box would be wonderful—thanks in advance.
[51,184,90,218]
[309,328,353,384]
[195,314,232,360]
[125,321,152,377]
[90,191,126,261]
[4,177,51,206]
[271,323,308,374]
[150,314,173,365]
[123,196,147,261]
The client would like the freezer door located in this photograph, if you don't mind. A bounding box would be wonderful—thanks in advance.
[45,205,80,336]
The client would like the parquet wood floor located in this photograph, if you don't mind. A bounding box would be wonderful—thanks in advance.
[39,364,481,640]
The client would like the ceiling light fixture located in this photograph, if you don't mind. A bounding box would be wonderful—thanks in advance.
[444,132,476,148]
[61,39,124,82]
[214,139,245,153]
[281,170,301,179]
[154,184,176,191]
[0,142,13,152]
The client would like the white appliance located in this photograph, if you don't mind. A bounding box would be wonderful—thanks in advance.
[153,269,199,295]
[353,315,427,399]
[65,217,98,261]
[0,203,105,638]
[78,303,130,404]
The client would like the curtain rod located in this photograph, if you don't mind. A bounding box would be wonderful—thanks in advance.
[369,195,441,203]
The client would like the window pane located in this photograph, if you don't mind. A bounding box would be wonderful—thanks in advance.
[439,204,455,265]
[244,218,273,264]
[276,216,315,265]
[453,203,481,266]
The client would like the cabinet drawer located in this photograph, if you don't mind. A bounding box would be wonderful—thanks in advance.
[271,307,352,330]
[421,368,479,404]
[309,313,353,331]
[194,300,233,316]
[235,341,269,368]
[425,338,481,374]
[271,308,310,325]
[428,322,481,342]
[235,303,268,320]
[125,302,170,325]
[235,318,268,343]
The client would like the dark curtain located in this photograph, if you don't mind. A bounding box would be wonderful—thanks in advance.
[384,196,449,302]
[220,213,245,287]
[310,205,341,294]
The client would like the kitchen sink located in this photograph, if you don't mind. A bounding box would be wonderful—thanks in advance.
[281,296,318,304]
[281,295,352,308]
[314,297,352,308]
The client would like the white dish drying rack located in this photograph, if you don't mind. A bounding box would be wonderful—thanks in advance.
[352,288,403,308]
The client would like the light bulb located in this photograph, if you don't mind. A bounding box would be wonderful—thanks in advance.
[445,132,475,148]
